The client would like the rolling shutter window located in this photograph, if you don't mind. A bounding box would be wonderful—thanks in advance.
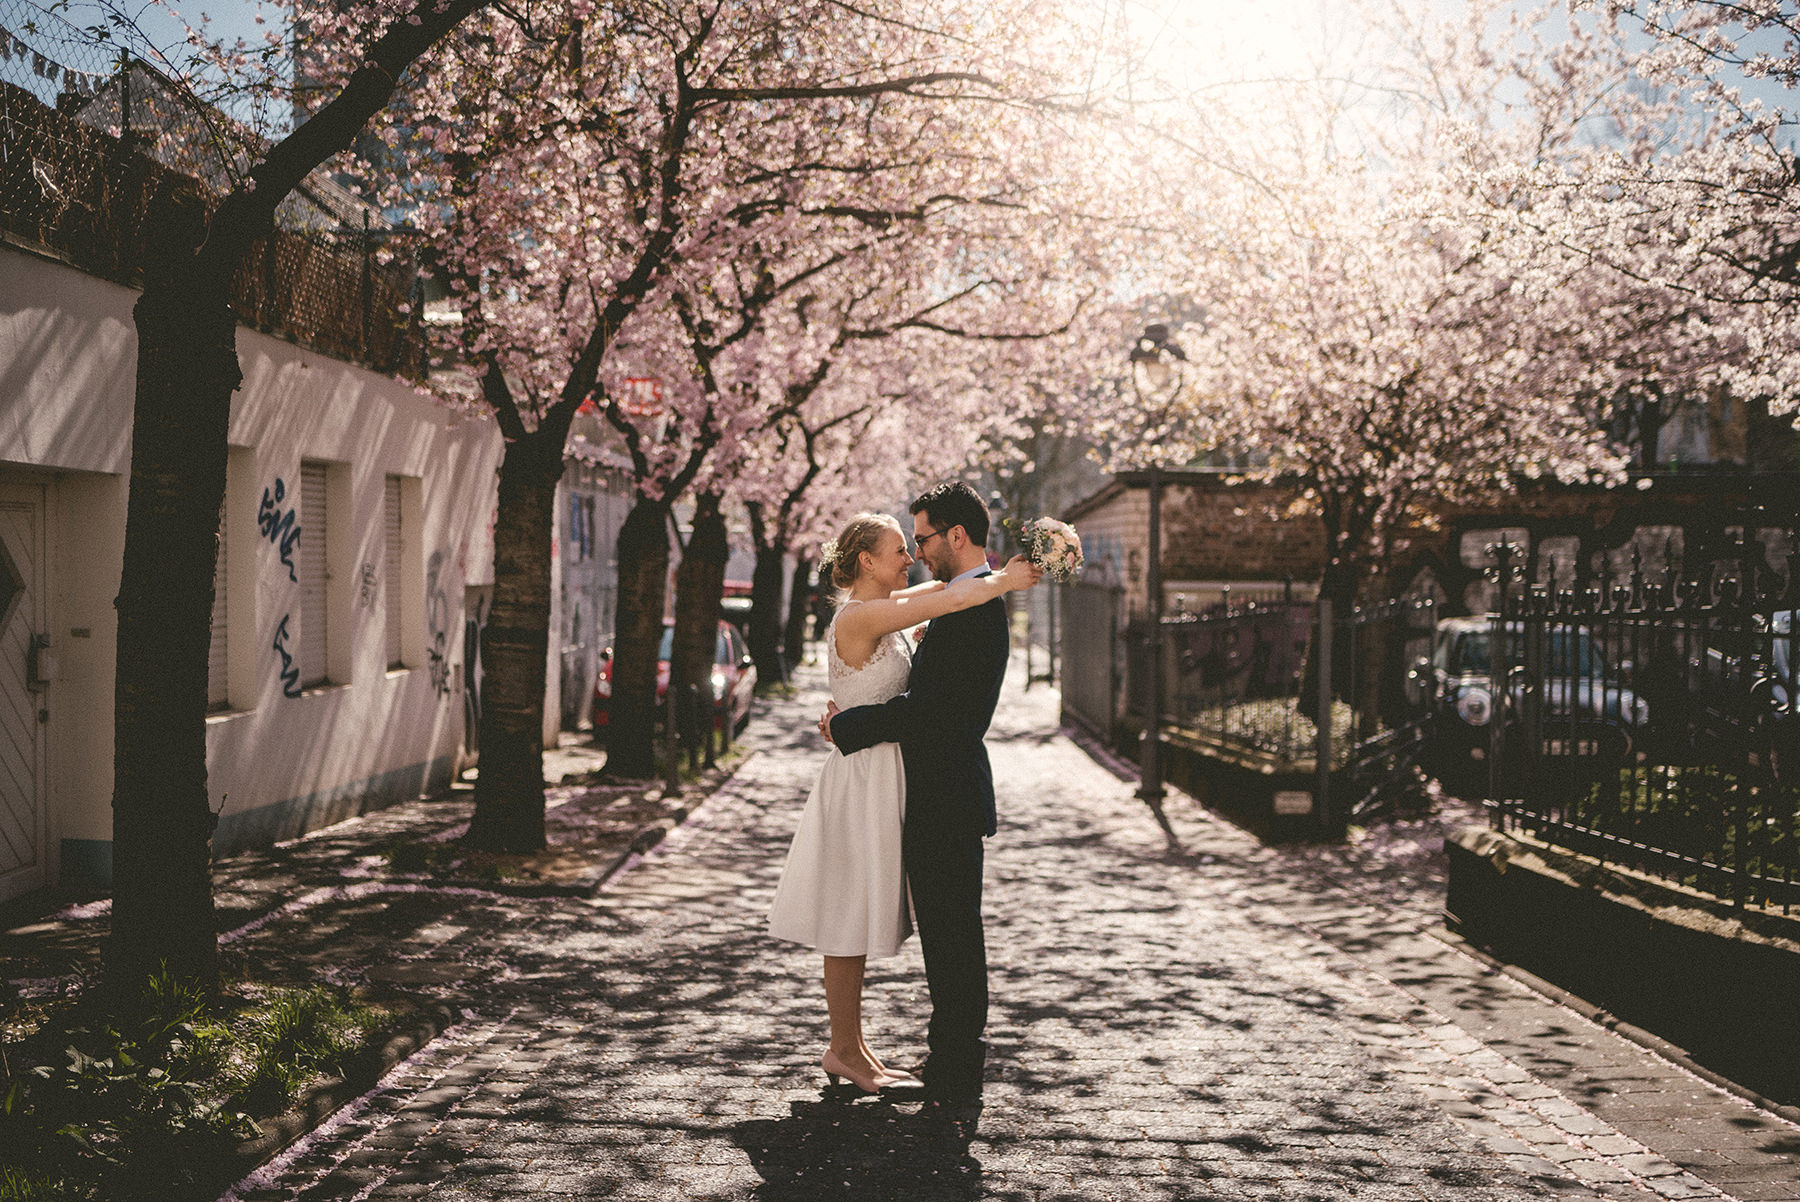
[206,500,228,710]
[385,475,403,668]
[299,461,330,687]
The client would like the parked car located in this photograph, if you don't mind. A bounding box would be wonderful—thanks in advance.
[592,619,756,738]
[720,595,753,637]
[1697,608,1800,779]
[1700,609,1799,710]
[1421,617,1650,785]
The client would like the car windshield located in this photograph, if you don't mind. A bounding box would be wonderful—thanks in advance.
[1451,629,1600,676]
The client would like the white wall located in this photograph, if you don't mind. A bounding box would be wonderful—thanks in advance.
[0,246,503,883]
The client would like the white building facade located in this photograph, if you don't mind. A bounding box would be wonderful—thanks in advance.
[0,245,504,902]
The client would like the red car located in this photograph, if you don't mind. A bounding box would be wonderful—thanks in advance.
[592,619,756,737]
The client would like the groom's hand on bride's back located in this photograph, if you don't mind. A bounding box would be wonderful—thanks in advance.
[819,700,840,743]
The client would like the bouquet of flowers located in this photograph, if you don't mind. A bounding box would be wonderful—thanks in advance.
[1016,517,1084,581]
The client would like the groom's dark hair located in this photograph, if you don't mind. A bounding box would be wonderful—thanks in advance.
[911,481,990,547]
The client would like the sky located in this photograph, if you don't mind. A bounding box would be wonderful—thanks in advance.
[7,1,1796,143]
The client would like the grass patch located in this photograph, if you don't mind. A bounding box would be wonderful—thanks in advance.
[379,837,522,884]
[660,741,748,785]
[1,971,402,1201]
[229,986,385,1115]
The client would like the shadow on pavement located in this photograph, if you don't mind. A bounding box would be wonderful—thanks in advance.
[733,1097,984,1202]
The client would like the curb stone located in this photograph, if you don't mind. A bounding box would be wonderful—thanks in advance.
[229,1002,460,1176]
[1431,925,1800,1129]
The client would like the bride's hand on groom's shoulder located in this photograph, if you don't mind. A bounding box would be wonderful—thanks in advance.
[818,700,840,743]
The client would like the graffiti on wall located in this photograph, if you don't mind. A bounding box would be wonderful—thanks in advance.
[426,550,452,697]
[257,478,302,583]
[272,614,302,698]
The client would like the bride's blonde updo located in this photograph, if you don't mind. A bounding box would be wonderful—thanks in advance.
[821,513,900,592]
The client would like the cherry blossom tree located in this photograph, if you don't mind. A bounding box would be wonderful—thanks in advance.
[371,0,1107,844]
[1428,1,1800,449]
[690,234,1094,679]
[1079,0,1774,618]
[100,0,489,996]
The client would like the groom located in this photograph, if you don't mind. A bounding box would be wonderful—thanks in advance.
[825,482,1035,1104]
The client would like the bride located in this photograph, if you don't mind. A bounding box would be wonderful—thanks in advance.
[768,511,1040,1092]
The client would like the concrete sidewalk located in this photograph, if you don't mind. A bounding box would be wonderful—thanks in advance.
[11,655,1799,1201]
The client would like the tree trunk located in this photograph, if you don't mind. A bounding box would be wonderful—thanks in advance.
[743,501,784,685]
[671,493,729,749]
[464,426,565,852]
[103,0,486,999]
[748,541,787,686]
[107,190,232,998]
[783,556,816,670]
[1301,496,1366,736]
[604,496,673,779]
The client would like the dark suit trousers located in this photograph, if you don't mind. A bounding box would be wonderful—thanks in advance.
[903,821,986,1089]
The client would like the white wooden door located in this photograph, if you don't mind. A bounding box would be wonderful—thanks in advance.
[0,483,47,902]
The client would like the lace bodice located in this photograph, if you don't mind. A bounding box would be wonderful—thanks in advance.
[826,603,913,709]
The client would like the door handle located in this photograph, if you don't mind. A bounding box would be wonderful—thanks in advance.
[27,634,58,690]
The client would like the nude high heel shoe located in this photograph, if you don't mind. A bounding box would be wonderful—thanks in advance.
[822,1049,886,1093]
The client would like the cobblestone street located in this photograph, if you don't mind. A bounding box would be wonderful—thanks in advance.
[203,658,1798,1202]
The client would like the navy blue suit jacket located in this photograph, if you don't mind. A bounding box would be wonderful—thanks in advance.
[830,579,1009,839]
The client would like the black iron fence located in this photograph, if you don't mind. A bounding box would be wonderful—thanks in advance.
[1152,594,1436,825]
[1481,530,1800,913]
[0,3,426,376]
[1060,583,1437,828]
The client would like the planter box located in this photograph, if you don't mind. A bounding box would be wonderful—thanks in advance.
[1446,825,1800,1110]
[1162,729,1345,842]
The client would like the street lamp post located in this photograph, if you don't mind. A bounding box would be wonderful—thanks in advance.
[1139,461,1165,807]
[1129,324,1186,834]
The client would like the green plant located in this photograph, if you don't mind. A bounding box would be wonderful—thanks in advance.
[0,1162,85,1202]
[1,972,400,1200]
[230,986,380,1116]
[381,837,462,875]
[470,860,521,883]
[0,969,255,1202]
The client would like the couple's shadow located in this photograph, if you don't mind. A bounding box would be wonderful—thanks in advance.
[733,1091,983,1201]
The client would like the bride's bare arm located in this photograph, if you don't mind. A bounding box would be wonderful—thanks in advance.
[837,556,1042,645]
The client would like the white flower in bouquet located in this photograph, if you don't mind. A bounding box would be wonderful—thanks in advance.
[1019,517,1083,581]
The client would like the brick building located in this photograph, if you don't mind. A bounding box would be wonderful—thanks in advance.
[1063,469,1799,620]
[1062,471,1326,615]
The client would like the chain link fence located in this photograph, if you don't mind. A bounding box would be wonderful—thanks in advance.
[0,0,426,375]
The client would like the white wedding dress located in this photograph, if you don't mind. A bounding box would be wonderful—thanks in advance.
[768,602,913,958]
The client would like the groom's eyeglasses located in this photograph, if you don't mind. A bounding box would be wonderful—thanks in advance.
[912,528,946,554]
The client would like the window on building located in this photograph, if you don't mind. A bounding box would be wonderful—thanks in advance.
[568,492,597,562]
[299,460,331,688]
[385,475,404,669]
[207,496,228,710]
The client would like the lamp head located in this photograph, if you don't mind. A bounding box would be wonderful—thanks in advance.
[1130,323,1187,403]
